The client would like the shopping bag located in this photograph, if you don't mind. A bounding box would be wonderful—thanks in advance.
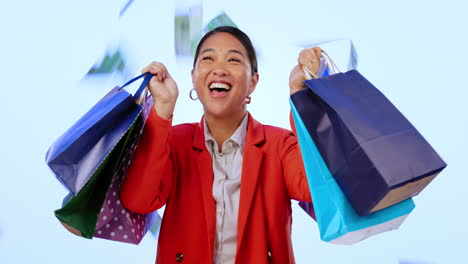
[55,89,156,244]
[46,73,152,194]
[93,94,156,244]
[291,101,415,244]
[291,53,446,216]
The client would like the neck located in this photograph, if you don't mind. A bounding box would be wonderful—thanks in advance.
[204,111,247,151]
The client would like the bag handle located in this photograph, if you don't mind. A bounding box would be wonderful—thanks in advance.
[303,50,340,80]
[119,72,154,100]
[135,86,150,105]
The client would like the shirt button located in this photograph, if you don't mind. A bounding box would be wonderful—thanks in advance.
[176,253,184,263]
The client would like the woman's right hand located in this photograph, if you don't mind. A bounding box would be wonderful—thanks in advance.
[142,62,179,120]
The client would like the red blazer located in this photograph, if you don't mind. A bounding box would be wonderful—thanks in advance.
[120,109,312,264]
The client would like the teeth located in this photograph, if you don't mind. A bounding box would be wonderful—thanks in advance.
[209,82,231,90]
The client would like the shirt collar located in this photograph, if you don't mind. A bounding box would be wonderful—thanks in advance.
[204,113,249,152]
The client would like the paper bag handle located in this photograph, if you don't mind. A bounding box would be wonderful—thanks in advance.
[119,72,154,100]
[302,50,340,80]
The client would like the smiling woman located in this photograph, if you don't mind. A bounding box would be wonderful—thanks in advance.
[119,26,322,264]
[192,31,259,148]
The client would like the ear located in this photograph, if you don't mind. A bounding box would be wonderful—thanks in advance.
[248,72,259,95]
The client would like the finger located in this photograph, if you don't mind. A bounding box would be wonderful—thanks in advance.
[148,65,166,81]
[299,51,319,74]
[308,47,322,73]
[147,67,159,76]
[145,61,160,74]
[164,70,173,83]
[299,48,319,65]
[159,64,167,80]
[297,49,308,65]
[161,68,167,81]
[309,47,321,64]
[312,47,322,60]
[157,70,163,82]
[149,76,160,86]
[151,62,167,80]
[143,61,172,83]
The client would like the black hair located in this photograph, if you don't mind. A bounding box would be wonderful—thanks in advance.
[193,26,258,74]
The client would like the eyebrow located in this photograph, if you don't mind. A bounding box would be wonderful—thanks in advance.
[200,48,245,57]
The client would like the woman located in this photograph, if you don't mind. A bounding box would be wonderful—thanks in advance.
[120,26,322,264]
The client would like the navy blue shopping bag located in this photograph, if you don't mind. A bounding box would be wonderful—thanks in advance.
[290,65,446,216]
[46,73,153,194]
[291,101,415,244]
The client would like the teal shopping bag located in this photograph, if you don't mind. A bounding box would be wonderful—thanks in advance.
[290,100,415,244]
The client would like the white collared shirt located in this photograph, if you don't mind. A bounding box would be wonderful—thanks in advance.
[204,114,248,264]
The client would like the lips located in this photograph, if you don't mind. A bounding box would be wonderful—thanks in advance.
[208,81,231,98]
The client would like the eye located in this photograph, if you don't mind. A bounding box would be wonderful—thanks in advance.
[202,56,213,61]
[228,58,241,63]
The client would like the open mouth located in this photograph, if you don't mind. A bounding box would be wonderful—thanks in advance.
[209,81,231,97]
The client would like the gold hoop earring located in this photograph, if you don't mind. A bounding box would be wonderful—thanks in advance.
[189,88,198,100]
[245,96,251,104]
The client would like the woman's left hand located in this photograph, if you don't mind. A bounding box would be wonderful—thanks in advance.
[289,47,322,95]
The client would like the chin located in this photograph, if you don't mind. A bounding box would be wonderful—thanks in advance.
[204,105,246,119]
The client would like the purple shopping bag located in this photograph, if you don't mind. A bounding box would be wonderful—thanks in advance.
[93,94,157,244]
[94,176,157,243]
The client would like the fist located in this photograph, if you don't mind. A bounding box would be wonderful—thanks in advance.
[141,62,179,119]
[289,47,322,95]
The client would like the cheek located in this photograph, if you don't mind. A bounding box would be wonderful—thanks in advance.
[193,67,209,82]
[192,72,204,90]
[243,75,253,92]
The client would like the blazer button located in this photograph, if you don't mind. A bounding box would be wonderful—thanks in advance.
[176,253,184,263]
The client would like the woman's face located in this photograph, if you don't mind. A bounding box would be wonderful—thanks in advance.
[192,32,259,120]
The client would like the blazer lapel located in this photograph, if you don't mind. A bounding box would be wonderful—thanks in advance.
[193,118,216,257]
[237,114,265,251]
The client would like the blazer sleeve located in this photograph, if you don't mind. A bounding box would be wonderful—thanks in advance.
[119,107,175,214]
[279,114,312,203]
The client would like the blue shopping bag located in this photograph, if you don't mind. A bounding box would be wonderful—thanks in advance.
[291,54,446,216]
[46,73,153,194]
[291,101,415,244]
[55,93,158,244]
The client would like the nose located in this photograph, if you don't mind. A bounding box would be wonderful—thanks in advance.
[212,61,229,76]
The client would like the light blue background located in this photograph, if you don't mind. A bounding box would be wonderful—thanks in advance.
[1,0,466,263]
